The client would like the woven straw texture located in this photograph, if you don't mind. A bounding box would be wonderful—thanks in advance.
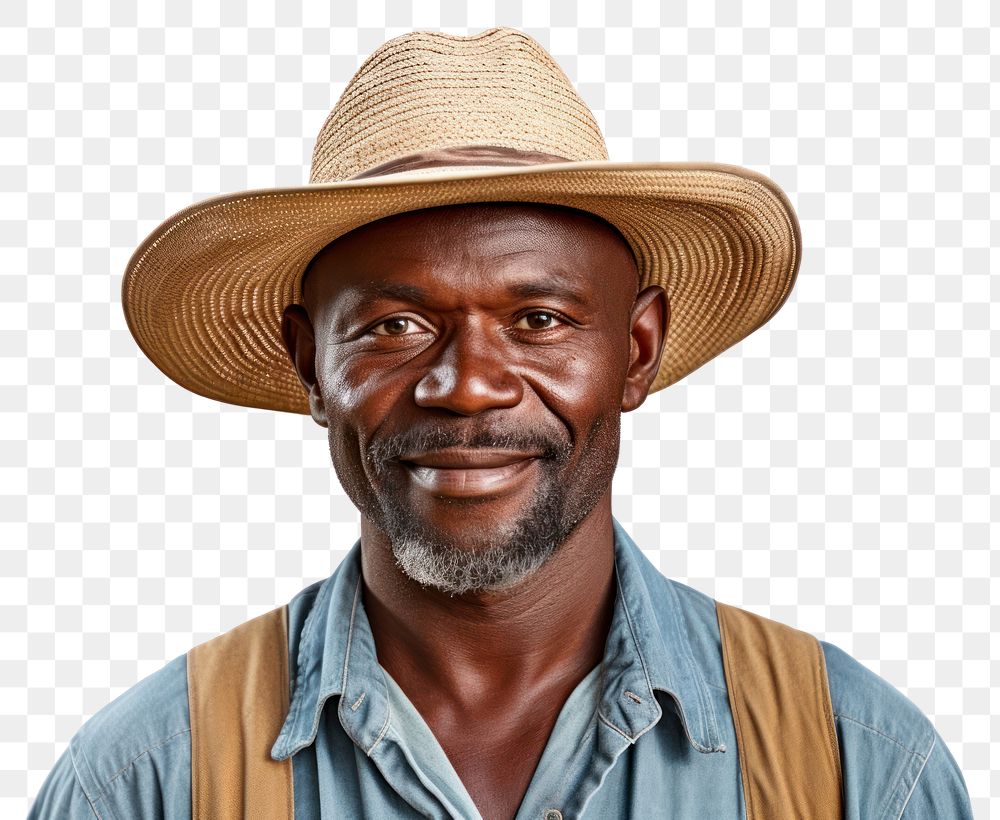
[309,28,609,182]
[122,28,800,414]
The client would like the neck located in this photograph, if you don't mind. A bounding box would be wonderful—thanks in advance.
[360,496,617,704]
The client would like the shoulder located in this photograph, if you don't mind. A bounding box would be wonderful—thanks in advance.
[820,641,972,819]
[30,580,335,819]
[821,640,933,757]
[31,652,192,818]
[633,553,972,819]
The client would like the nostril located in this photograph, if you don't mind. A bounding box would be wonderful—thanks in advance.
[413,361,522,414]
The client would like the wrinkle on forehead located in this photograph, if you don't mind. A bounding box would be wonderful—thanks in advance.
[300,202,640,315]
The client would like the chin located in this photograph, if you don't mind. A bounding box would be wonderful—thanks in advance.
[388,527,556,596]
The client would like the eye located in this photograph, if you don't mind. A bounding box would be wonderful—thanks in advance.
[370,316,427,336]
[514,311,564,330]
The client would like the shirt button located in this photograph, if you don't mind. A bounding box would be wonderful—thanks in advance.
[544,811,563,820]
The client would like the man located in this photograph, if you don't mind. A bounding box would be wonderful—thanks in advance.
[31,27,971,819]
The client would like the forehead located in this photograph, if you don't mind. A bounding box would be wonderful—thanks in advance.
[301,202,638,309]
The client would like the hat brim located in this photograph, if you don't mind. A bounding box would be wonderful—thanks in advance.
[122,160,801,414]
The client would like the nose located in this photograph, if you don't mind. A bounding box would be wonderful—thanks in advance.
[414,323,523,415]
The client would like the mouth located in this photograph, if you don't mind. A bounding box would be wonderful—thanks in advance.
[395,448,542,497]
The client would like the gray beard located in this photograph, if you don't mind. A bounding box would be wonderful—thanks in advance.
[356,418,612,595]
[384,473,571,595]
[362,430,576,595]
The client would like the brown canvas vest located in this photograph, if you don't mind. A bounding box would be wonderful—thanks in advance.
[186,601,843,819]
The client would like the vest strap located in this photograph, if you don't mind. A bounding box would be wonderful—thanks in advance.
[187,605,294,820]
[717,602,843,820]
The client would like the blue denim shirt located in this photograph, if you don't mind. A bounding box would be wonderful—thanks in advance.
[30,521,972,818]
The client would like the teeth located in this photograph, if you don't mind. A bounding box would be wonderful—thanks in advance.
[403,459,537,497]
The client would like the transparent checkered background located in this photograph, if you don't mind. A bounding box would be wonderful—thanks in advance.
[2,1,996,816]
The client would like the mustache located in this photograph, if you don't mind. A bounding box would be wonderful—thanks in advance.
[366,422,572,471]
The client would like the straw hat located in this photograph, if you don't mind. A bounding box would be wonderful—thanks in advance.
[122,27,800,414]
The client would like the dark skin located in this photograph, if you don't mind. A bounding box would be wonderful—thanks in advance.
[282,203,668,820]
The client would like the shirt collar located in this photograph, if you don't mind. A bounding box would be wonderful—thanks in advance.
[271,519,723,761]
[606,518,724,753]
[270,541,376,760]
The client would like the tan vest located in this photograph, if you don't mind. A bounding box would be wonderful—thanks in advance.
[187,601,843,819]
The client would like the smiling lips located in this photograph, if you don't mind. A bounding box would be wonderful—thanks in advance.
[397,448,541,497]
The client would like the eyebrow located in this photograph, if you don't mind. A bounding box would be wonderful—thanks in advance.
[355,281,431,304]
[506,280,590,307]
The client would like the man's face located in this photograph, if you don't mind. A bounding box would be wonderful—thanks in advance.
[283,203,665,594]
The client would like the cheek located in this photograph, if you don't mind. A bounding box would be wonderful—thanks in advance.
[316,344,367,418]
[316,345,418,467]
[524,333,629,421]
[316,342,409,419]
[318,361,407,514]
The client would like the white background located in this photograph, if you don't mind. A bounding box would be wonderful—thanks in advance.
[2,1,996,816]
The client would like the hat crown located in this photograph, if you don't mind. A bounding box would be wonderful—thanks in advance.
[309,27,609,183]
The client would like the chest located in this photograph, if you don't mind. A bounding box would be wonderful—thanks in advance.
[433,712,560,820]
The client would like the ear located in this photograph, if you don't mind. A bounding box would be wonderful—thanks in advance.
[622,285,669,412]
[281,304,328,427]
